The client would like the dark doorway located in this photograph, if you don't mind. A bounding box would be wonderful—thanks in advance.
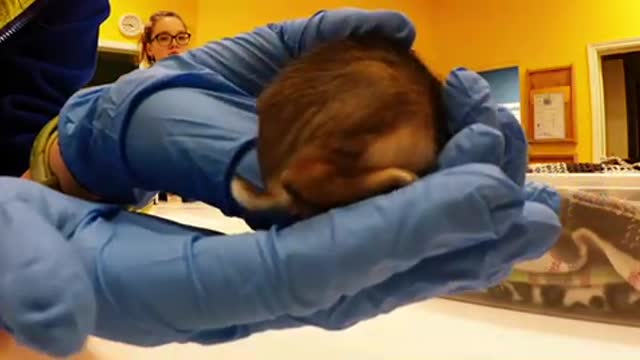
[623,52,640,161]
[87,51,138,87]
[602,51,640,162]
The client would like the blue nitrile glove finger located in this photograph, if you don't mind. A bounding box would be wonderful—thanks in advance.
[440,68,561,238]
[0,178,97,358]
[443,68,528,185]
[524,181,562,214]
[497,106,528,186]
[184,8,416,97]
[437,123,505,170]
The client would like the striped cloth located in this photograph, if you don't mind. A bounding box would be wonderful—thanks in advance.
[528,157,640,174]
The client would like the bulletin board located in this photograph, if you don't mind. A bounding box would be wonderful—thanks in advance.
[525,65,576,144]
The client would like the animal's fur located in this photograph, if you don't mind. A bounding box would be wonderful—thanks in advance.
[231,35,448,218]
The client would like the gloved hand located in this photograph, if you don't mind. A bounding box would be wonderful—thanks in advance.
[2,8,562,358]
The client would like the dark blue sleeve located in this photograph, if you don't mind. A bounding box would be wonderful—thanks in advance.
[0,0,110,176]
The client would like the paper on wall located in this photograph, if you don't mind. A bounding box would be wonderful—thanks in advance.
[533,92,565,139]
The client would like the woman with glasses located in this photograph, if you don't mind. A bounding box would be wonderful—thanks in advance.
[138,11,192,68]
[138,10,192,204]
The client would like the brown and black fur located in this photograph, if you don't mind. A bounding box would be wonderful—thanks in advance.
[231,35,449,218]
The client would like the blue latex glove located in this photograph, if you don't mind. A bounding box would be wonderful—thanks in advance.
[1,8,562,358]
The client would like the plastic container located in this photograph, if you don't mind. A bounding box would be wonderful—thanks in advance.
[527,172,640,205]
[448,172,640,327]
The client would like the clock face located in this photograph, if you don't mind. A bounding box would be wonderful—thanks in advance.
[119,14,143,37]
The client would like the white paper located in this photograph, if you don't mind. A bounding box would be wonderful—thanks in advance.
[533,93,565,139]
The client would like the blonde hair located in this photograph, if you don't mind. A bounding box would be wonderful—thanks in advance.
[137,10,188,68]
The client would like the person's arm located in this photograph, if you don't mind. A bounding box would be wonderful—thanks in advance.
[0,0,109,176]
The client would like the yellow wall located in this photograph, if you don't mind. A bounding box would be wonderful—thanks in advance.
[99,0,198,46]
[194,1,438,65]
[425,0,640,162]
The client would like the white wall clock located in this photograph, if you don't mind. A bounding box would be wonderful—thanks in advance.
[119,13,143,38]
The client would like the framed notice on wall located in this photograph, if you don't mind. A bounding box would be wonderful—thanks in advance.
[531,87,569,140]
[525,66,576,144]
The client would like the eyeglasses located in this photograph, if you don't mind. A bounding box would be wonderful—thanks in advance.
[152,32,191,47]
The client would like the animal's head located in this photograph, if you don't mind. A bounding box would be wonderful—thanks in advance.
[254,35,450,216]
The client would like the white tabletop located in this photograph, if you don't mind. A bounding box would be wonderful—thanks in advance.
[3,298,640,360]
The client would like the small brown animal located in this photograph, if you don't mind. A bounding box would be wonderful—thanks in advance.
[231,35,448,218]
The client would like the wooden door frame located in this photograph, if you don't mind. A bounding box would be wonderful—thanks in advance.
[588,37,640,161]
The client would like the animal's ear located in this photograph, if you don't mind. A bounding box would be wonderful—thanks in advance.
[282,146,418,215]
[230,176,293,212]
